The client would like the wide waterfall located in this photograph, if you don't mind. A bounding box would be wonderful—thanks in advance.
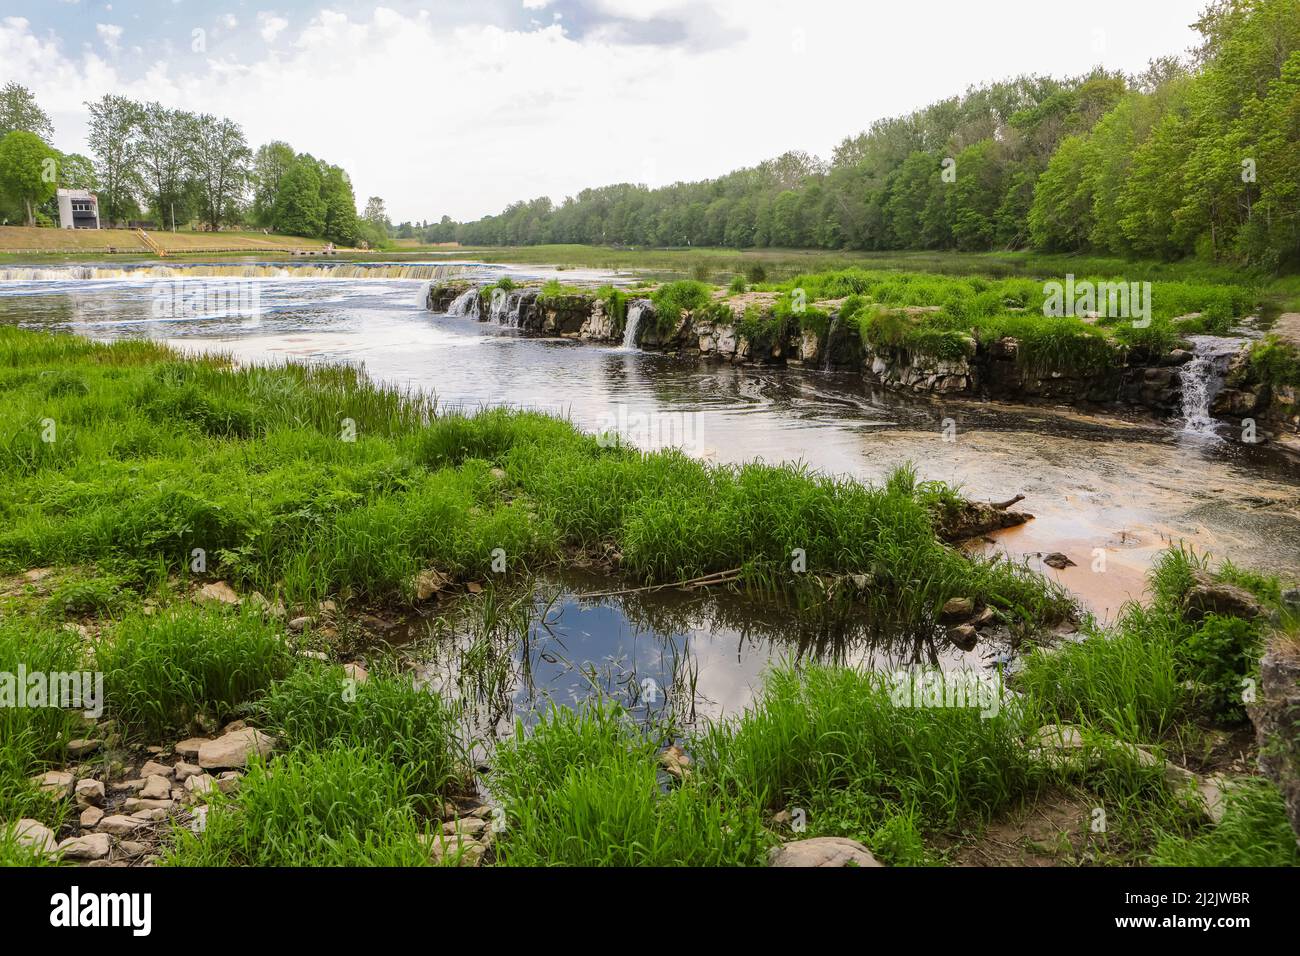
[1180,334,1250,438]
[0,262,481,282]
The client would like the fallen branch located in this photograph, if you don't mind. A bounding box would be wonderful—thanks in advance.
[577,568,744,600]
[990,494,1026,511]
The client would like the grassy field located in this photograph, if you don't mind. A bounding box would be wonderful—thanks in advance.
[0,325,1294,868]
[0,225,342,259]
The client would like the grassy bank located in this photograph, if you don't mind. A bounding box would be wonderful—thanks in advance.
[0,326,1294,868]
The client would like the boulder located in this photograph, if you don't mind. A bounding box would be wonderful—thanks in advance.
[1042,552,1076,570]
[939,597,974,622]
[74,778,105,808]
[175,737,208,759]
[140,775,171,800]
[173,761,203,782]
[79,806,105,828]
[139,760,173,779]
[768,837,882,868]
[196,581,240,605]
[197,729,276,770]
[1250,640,1300,847]
[1183,570,1265,622]
[66,738,101,758]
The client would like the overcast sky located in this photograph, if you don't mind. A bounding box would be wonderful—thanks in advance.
[2,0,1210,223]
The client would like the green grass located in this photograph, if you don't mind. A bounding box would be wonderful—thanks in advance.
[1150,777,1300,867]
[260,663,469,812]
[491,702,769,866]
[163,747,436,867]
[94,604,293,740]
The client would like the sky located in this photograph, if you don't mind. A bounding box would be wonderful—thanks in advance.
[1,0,1211,223]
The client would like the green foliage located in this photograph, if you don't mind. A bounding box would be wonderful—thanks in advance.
[0,131,59,226]
[1249,336,1300,390]
[95,605,292,739]
[1176,614,1262,722]
[650,280,713,329]
[1150,777,1300,867]
[164,748,435,867]
[260,664,467,811]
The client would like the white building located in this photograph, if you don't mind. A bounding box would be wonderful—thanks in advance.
[57,189,100,229]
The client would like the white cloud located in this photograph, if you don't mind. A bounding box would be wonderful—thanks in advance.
[4,2,1209,223]
[522,0,551,8]
[258,12,288,43]
[221,14,239,30]
[94,22,122,54]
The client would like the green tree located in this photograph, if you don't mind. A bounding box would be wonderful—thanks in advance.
[272,157,326,237]
[138,103,198,229]
[250,141,296,228]
[0,83,53,142]
[0,130,59,226]
[190,114,251,230]
[85,94,142,226]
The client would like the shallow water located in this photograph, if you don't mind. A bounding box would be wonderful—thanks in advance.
[2,261,1298,718]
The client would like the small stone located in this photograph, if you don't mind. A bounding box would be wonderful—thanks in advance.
[140,775,171,800]
[947,624,978,651]
[442,817,487,837]
[57,833,111,861]
[66,738,101,758]
[221,720,248,734]
[185,773,216,795]
[130,808,168,822]
[122,798,174,813]
[1033,724,1086,749]
[415,569,450,602]
[768,837,882,868]
[80,806,105,828]
[96,814,146,836]
[939,597,974,622]
[1042,552,1076,570]
[298,649,328,661]
[216,772,241,794]
[659,744,692,779]
[287,616,312,633]
[12,819,57,855]
[197,729,276,770]
[173,761,203,782]
[31,770,74,798]
[969,606,997,628]
[145,745,165,755]
[74,778,105,807]
[343,662,368,683]
[139,760,173,779]
[196,581,241,605]
[116,841,150,859]
[115,778,145,793]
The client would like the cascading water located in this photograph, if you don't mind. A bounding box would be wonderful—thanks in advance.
[821,316,841,371]
[1180,334,1250,438]
[447,287,481,317]
[622,301,647,349]
[0,262,480,282]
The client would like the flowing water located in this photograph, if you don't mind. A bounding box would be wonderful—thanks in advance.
[1180,334,1253,439]
[2,261,1298,722]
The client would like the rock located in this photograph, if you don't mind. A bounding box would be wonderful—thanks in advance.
[287,616,312,632]
[184,773,216,796]
[1042,552,1076,570]
[1196,774,1231,826]
[115,778,145,793]
[196,581,241,605]
[659,744,692,779]
[1033,724,1086,749]
[426,834,486,867]
[442,817,487,838]
[939,597,974,622]
[414,569,450,601]
[140,775,171,800]
[66,738,101,758]
[343,662,369,683]
[969,607,997,628]
[96,814,146,836]
[216,772,242,795]
[139,760,173,779]
[31,770,74,798]
[12,819,57,855]
[121,798,174,813]
[947,624,978,651]
[197,729,276,770]
[116,841,150,860]
[173,761,203,782]
[768,837,882,868]
[74,778,105,807]
[57,833,111,861]
[1249,640,1300,847]
[130,808,168,822]
[1163,762,1199,791]
[80,806,105,828]
[1183,570,1265,622]
[175,738,208,759]
[221,720,248,734]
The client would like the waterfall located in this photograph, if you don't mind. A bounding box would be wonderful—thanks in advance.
[622,301,647,349]
[447,287,481,317]
[1180,335,1249,438]
[415,280,433,309]
[0,262,480,282]
[821,316,841,371]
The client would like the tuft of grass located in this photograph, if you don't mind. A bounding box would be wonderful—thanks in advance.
[260,664,469,812]
[1149,777,1300,867]
[163,747,435,867]
[96,605,293,740]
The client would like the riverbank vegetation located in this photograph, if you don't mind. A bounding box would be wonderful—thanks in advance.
[416,0,1299,273]
[0,328,1294,868]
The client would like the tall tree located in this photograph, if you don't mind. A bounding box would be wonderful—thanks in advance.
[85,94,142,226]
[272,156,326,237]
[0,83,53,142]
[0,131,59,225]
[250,141,296,227]
[138,103,197,230]
[189,114,251,230]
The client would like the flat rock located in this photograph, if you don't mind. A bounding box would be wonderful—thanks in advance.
[140,775,171,800]
[1183,570,1265,622]
[13,818,57,854]
[197,729,276,769]
[343,662,369,683]
[122,798,173,813]
[31,770,74,797]
[66,738,101,758]
[947,624,978,650]
[97,814,147,836]
[1042,552,1076,570]
[184,773,216,796]
[442,817,487,837]
[139,760,173,779]
[659,744,692,779]
[57,832,112,860]
[173,761,203,782]
[939,597,974,622]
[768,837,882,868]
[79,806,105,828]
[175,738,208,759]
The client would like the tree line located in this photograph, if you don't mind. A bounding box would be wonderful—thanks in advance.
[408,0,1297,269]
[0,86,388,247]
